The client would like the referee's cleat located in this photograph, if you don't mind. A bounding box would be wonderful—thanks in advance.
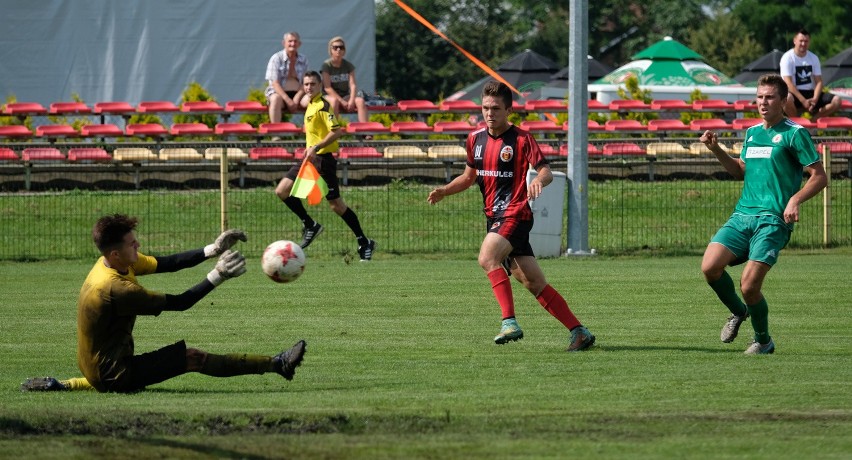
[744,339,775,355]
[21,377,69,392]
[273,340,306,381]
[721,312,749,343]
[358,239,376,262]
[567,326,595,352]
[299,222,324,249]
[494,318,524,344]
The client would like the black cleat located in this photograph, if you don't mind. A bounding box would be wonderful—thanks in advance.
[358,239,376,261]
[300,222,324,249]
[21,377,68,392]
[273,340,306,381]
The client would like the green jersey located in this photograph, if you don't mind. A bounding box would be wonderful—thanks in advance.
[734,118,819,220]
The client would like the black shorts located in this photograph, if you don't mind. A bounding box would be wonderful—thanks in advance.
[486,217,535,258]
[103,340,187,393]
[284,154,341,200]
[793,90,834,112]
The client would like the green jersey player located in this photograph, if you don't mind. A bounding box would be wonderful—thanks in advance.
[699,73,827,355]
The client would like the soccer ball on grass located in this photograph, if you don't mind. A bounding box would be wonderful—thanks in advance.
[261,240,305,283]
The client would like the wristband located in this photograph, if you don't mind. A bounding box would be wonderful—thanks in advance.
[206,269,224,287]
[203,244,217,258]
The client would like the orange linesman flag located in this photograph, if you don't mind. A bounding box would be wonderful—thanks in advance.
[290,161,328,205]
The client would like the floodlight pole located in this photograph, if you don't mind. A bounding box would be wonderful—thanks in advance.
[565,0,593,256]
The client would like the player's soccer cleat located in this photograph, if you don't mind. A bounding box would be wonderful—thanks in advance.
[273,340,307,381]
[494,318,524,344]
[358,239,376,262]
[721,312,749,343]
[299,222,323,249]
[744,339,775,355]
[567,326,596,352]
[20,377,69,392]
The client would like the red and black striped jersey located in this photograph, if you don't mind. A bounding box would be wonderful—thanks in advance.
[465,125,548,219]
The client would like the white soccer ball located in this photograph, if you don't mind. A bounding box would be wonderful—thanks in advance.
[261,240,306,283]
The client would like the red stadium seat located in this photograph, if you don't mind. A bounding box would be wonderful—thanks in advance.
[817,142,852,154]
[259,122,302,136]
[604,119,646,132]
[588,143,603,156]
[689,118,733,131]
[788,117,816,129]
[93,101,135,115]
[215,122,256,136]
[3,102,47,116]
[225,100,266,113]
[731,118,761,130]
[49,102,92,115]
[646,119,689,132]
[439,100,480,112]
[137,101,179,113]
[170,123,214,136]
[293,147,307,160]
[390,121,432,134]
[538,143,559,157]
[0,147,18,161]
[341,146,383,159]
[345,121,390,135]
[602,142,646,156]
[397,100,438,112]
[692,99,733,111]
[433,121,474,134]
[249,147,294,160]
[609,100,651,111]
[81,124,124,137]
[519,120,562,133]
[181,101,224,112]
[22,147,64,161]
[125,123,169,137]
[733,100,757,111]
[36,124,78,138]
[586,120,604,131]
[523,100,568,112]
[67,147,112,162]
[816,116,852,130]
[587,100,607,111]
[650,99,690,111]
[0,125,33,138]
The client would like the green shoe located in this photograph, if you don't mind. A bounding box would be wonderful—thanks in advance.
[567,326,595,352]
[494,318,523,344]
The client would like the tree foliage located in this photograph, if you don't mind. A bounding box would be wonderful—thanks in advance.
[375,0,852,100]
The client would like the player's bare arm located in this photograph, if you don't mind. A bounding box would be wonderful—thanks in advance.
[428,166,476,204]
[783,161,828,223]
[701,130,744,180]
[304,127,342,163]
[528,164,552,200]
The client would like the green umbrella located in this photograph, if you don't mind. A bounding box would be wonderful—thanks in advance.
[593,37,739,86]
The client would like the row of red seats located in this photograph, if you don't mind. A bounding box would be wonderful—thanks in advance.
[9,98,851,119]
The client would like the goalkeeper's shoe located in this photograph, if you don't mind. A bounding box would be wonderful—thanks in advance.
[721,312,749,343]
[273,340,307,381]
[744,339,775,355]
[567,326,596,352]
[300,222,323,249]
[494,318,524,344]
[21,377,69,392]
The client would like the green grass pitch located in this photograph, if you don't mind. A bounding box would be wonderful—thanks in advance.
[1,251,850,458]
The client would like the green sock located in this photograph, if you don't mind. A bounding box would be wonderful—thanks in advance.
[708,271,747,316]
[747,298,771,344]
[201,353,273,377]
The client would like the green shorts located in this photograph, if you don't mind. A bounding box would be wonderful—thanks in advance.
[710,213,791,267]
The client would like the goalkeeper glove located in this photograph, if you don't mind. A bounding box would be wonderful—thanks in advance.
[206,249,247,286]
[204,229,247,257]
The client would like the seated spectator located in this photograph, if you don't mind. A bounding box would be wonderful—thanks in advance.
[265,32,308,123]
[320,36,369,123]
[780,28,841,119]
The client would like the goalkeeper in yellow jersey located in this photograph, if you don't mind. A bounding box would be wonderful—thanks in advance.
[22,214,305,392]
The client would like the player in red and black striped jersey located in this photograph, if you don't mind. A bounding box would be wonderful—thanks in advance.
[428,81,595,351]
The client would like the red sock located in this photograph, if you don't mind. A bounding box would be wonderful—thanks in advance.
[487,268,514,319]
[536,284,581,330]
